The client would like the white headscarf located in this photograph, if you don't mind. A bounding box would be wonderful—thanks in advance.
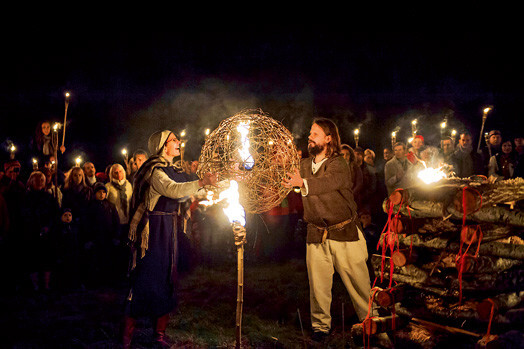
[147,130,173,157]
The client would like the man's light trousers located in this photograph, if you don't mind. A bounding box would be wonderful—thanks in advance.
[306,228,371,333]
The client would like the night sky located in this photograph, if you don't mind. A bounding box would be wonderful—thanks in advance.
[2,31,523,171]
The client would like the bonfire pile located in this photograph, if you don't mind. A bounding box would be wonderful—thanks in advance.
[351,177,524,348]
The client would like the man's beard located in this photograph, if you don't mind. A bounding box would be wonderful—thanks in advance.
[308,142,325,156]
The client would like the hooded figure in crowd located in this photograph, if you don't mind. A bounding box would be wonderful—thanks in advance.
[122,130,217,348]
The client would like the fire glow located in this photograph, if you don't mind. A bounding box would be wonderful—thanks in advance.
[237,122,254,170]
[418,165,447,184]
[200,180,246,227]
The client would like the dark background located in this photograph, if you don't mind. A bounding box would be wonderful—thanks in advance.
[2,31,522,171]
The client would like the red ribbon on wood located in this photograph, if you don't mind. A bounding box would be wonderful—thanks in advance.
[378,189,406,288]
[455,186,484,304]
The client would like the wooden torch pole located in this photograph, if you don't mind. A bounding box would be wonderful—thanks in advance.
[61,92,70,153]
[233,222,246,349]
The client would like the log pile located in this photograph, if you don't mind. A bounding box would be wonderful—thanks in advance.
[352,177,524,348]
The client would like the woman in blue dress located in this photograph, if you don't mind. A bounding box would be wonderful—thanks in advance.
[122,130,216,348]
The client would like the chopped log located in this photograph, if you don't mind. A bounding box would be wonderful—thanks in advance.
[375,285,405,308]
[453,187,483,215]
[476,334,501,349]
[362,315,410,335]
[477,291,524,320]
[387,199,524,227]
[392,248,418,266]
[456,254,523,274]
[397,234,524,260]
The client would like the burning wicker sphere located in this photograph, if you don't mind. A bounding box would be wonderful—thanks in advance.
[197,109,300,214]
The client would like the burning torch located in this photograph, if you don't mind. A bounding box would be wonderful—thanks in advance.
[354,129,360,148]
[9,143,16,160]
[180,129,187,162]
[477,106,493,153]
[61,91,71,154]
[411,119,418,138]
[391,131,397,149]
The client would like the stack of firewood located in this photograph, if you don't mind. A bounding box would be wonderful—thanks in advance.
[351,177,524,348]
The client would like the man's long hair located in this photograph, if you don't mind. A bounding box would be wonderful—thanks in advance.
[312,117,342,158]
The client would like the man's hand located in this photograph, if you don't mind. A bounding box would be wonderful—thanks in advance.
[282,168,303,188]
[199,172,218,187]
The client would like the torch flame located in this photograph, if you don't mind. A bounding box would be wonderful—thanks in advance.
[199,181,245,226]
[417,162,447,184]
[237,122,254,170]
[221,180,245,226]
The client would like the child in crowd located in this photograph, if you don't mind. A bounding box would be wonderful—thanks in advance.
[85,182,120,286]
[53,208,81,291]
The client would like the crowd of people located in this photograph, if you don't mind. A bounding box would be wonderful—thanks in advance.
[1,118,524,346]
[0,120,204,296]
[1,120,523,297]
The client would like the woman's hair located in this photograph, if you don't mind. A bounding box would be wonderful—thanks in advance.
[26,171,45,190]
[64,167,86,189]
[341,144,356,163]
[109,163,125,181]
[34,120,51,144]
[312,118,341,158]
[364,149,375,160]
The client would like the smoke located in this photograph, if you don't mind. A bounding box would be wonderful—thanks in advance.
[125,78,316,159]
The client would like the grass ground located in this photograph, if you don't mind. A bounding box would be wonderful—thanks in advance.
[0,257,364,348]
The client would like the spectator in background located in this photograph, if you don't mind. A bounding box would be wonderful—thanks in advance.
[515,136,524,178]
[363,148,379,216]
[44,155,65,188]
[85,182,120,286]
[376,147,393,176]
[83,162,97,188]
[439,137,455,165]
[62,167,93,229]
[189,160,199,180]
[488,139,517,180]
[375,148,393,213]
[31,121,56,160]
[106,163,133,280]
[341,144,363,206]
[0,160,26,292]
[481,130,502,172]
[384,142,414,195]
[450,133,484,178]
[41,167,62,207]
[354,147,372,209]
[21,171,59,293]
[52,208,82,291]
[486,130,503,156]
[408,135,425,164]
[106,164,133,230]
[359,208,379,256]
[128,149,149,185]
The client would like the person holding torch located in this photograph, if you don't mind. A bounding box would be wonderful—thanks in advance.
[122,130,217,348]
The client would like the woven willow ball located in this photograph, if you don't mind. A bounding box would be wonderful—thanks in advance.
[197,109,300,214]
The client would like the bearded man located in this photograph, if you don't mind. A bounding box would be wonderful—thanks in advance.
[283,118,371,342]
